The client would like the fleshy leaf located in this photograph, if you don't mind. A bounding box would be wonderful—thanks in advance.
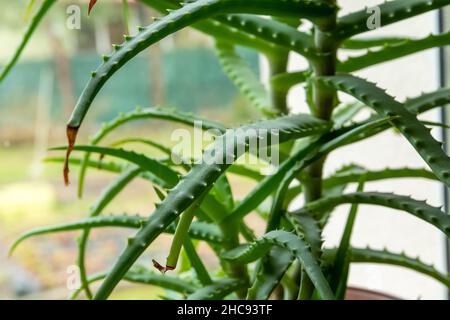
[292,192,450,237]
[316,75,450,187]
[222,230,335,300]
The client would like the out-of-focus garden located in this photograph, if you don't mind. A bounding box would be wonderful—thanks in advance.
[0,0,261,299]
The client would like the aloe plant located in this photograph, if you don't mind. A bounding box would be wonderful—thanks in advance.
[6,0,450,300]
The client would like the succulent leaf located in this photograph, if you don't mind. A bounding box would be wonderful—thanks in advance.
[222,230,335,300]
[292,192,450,237]
[316,75,450,187]
[335,0,450,39]
[187,278,247,300]
[10,215,225,255]
[246,247,294,300]
[323,247,450,289]
[216,41,275,116]
[0,0,56,82]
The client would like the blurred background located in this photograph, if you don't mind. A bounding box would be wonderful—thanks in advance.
[0,0,262,299]
[0,0,449,299]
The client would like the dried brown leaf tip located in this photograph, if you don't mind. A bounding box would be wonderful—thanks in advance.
[152,259,175,274]
[88,0,98,16]
[64,126,79,186]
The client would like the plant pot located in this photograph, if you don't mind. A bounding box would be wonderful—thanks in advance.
[345,287,399,300]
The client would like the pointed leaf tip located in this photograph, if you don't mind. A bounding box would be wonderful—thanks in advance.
[88,0,98,16]
[63,126,79,186]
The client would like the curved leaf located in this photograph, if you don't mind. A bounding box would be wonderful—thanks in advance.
[323,247,450,288]
[217,14,316,59]
[329,181,364,299]
[67,0,336,130]
[289,213,322,260]
[228,117,392,221]
[222,230,335,300]
[292,192,450,237]
[10,215,226,254]
[0,0,56,82]
[316,75,450,187]
[77,106,225,197]
[270,70,309,92]
[216,41,274,116]
[182,238,213,285]
[332,101,366,128]
[52,145,180,189]
[70,269,195,299]
[339,31,450,72]
[342,36,410,50]
[406,87,450,115]
[93,114,328,299]
[187,278,246,300]
[323,167,438,190]
[139,0,285,55]
[78,167,141,299]
[246,247,294,300]
[334,0,450,39]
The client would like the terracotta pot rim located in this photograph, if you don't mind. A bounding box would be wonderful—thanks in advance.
[346,287,400,300]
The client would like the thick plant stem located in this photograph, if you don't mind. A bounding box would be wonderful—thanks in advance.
[300,2,337,300]
[219,217,249,299]
[268,54,289,115]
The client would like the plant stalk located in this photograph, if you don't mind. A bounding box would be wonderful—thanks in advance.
[219,217,249,299]
[300,2,337,300]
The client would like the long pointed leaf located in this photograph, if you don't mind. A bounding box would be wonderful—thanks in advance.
[0,0,56,82]
[187,279,246,300]
[334,0,450,39]
[10,215,225,254]
[222,230,335,300]
[316,75,450,187]
[67,0,336,130]
[323,247,450,288]
[292,192,450,237]
[93,114,328,299]
[339,31,450,72]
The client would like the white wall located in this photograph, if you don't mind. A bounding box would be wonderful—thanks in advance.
[262,0,447,299]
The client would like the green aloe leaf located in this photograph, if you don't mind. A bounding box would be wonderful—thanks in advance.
[330,181,365,299]
[138,0,285,55]
[323,167,437,190]
[182,238,213,285]
[0,0,56,82]
[323,247,450,289]
[187,278,247,300]
[228,117,391,221]
[216,14,316,59]
[78,167,141,299]
[288,214,322,260]
[406,87,450,115]
[77,107,226,197]
[246,247,294,300]
[334,0,450,39]
[212,175,234,212]
[70,269,195,299]
[51,145,180,189]
[216,41,274,116]
[270,70,309,93]
[342,36,410,50]
[332,101,366,128]
[292,192,450,237]
[339,31,450,72]
[316,75,450,187]
[67,0,336,132]
[93,114,328,299]
[222,230,335,300]
[10,215,226,255]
